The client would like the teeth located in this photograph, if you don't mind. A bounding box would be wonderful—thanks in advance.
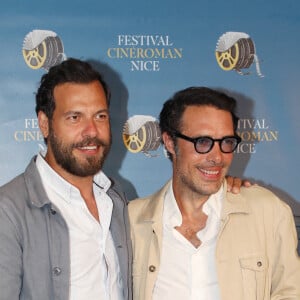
[201,169,219,175]
[79,146,97,150]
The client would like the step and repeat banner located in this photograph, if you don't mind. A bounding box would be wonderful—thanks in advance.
[0,0,299,227]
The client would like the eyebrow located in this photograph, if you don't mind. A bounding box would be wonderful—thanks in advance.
[63,108,109,116]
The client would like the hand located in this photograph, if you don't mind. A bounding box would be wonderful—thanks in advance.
[226,176,252,194]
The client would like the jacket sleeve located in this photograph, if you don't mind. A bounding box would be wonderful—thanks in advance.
[271,203,300,299]
[0,206,23,300]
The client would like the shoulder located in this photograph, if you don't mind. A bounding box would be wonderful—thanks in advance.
[241,185,289,207]
[128,181,170,209]
[0,173,28,206]
[128,181,171,222]
[0,157,45,214]
[0,173,30,241]
[229,185,294,220]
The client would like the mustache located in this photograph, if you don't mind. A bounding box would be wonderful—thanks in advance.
[73,137,110,148]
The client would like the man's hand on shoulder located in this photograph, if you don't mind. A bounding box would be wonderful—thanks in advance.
[226,176,252,194]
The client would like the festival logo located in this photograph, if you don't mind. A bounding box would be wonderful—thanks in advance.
[215,31,264,77]
[22,29,66,70]
[122,115,161,157]
[107,34,183,72]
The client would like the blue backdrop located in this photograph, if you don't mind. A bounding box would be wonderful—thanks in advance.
[0,0,299,235]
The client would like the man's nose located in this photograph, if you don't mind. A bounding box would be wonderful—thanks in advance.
[206,142,223,164]
[82,118,98,137]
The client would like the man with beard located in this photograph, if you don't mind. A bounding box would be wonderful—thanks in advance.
[0,58,132,300]
[128,87,300,300]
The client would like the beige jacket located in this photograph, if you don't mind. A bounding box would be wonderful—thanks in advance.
[128,181,300,300]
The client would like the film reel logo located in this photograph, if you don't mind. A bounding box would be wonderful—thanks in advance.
[215,32,264,77]
[22,30,66,71]
[122,115,161,157]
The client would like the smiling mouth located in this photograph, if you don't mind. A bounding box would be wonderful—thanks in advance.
[78,145,98,150]
[200,168,220,175]
[75,144,101,156]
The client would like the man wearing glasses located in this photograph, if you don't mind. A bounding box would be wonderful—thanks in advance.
[128,87,300,300]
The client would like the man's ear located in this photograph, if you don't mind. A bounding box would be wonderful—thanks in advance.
[162,132,176,155]
[38,111,49,139]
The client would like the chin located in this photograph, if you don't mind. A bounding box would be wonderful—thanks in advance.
[202,181,222,195]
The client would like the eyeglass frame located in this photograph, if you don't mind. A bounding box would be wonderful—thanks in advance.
[172,131,241,154]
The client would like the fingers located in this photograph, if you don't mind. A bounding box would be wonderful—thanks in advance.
[226,176,252,194]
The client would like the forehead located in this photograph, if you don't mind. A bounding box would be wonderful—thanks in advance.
[180,105,234,133]
[53,81,108,110]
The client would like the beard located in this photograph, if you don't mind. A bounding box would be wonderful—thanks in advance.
[47,129,111,177]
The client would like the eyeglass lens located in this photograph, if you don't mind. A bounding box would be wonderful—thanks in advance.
[196,137,239,153]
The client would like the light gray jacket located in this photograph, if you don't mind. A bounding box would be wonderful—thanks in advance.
[0,156,132,300]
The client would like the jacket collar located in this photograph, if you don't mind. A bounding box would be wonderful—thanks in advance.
[24,156,51,208]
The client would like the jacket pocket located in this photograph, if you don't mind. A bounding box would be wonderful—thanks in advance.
[239,254,268,300]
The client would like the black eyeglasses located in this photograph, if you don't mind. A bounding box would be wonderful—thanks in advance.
[173,131,241,154]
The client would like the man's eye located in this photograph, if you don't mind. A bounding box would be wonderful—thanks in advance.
[67,115,79,122]
[197,138,211,146]
[96,113,109,120]
[223,138,234,146]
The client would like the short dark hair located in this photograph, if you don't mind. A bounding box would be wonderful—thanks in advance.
[159,86,239,159]
[35,58,110,119]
